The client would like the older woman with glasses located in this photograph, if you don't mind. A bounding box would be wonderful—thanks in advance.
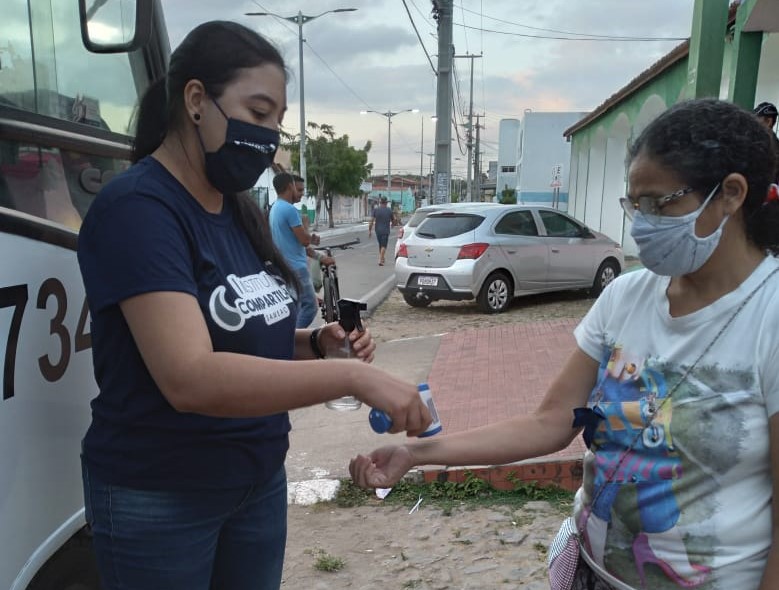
[351,98,779,590]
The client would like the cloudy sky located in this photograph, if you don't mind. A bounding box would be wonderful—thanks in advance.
[162,0,694,179]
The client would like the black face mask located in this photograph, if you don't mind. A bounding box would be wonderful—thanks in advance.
[198,99,279,194]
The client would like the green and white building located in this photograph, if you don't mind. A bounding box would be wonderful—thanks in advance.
[565,0,779,256]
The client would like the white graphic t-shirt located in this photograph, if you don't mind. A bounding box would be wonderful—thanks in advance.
[572,256,779,590]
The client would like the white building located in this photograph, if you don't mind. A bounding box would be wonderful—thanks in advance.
[516,111,587,209]
[496,112,585,209]
[496,119,520,197]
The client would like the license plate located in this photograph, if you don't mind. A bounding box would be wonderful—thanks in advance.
[417,276,438,286]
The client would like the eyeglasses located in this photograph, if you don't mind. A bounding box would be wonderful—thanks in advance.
[619,187,695,221]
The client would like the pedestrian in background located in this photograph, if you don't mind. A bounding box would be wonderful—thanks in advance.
[368,195,393,265]
[352,99,779,590]
[270,172,332,328]
[77,20,431,590]
[754,101,779,183]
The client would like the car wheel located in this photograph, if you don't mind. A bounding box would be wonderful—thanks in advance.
[403,292,433,308]
[477,272,512,313]
[591,259,620,296]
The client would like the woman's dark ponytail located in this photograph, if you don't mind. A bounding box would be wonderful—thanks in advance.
[132,77,168,164]
[231,192,300,293]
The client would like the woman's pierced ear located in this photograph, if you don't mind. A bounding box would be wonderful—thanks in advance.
[720,172,748,212]
[193,113,201,122]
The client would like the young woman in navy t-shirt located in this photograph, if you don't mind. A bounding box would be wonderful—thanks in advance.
[77,21,430,590]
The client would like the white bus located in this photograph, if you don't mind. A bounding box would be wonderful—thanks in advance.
[0,1,167,587]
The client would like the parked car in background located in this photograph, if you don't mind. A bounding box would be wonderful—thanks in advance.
[395,204,624,313]
[394,202,501,257]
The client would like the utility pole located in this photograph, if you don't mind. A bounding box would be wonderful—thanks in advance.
[360,108,418,202]
[473,114,483,202]
[432,0,453,204]
[427,152,434,203]
[454,53,481,202]
[419,116,424,200]
[245,8,357,202]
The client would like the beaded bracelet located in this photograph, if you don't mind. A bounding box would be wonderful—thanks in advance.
[310,328,325,359]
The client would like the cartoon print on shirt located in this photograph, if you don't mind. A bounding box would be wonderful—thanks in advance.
[209,270,293,331]
[582,345,712,588]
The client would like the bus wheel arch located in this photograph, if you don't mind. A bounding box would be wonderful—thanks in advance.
[26,528,101,590]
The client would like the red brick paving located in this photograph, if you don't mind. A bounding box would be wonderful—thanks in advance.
[424,319,587,491]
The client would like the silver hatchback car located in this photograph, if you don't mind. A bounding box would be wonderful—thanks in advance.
[395,204,624,313]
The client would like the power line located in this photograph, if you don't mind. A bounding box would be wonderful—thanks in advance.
[454,3,689,41]
[459,1,469,53]
[249,1,377,112]
[408,0,436,30]
[400,0,437,75]
[303,41,376,109]
[479,0,485,117]
[456,21,687,42]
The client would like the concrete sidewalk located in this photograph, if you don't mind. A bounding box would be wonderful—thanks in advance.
[286,319,585,504]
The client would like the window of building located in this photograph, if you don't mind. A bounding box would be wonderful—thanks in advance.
[500,165,516,173]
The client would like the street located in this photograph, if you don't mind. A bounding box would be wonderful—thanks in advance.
[316,225,400,316]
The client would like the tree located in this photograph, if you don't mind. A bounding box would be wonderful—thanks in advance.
[499,186,517,204]
[288,122,372,228]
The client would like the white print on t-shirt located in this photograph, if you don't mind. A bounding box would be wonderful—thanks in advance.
[209,271,293,331]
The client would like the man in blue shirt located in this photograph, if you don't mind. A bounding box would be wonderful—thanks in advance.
[270,173,332,327]
[368,196,394,265]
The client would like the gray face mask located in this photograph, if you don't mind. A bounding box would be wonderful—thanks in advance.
[630,184,728,276]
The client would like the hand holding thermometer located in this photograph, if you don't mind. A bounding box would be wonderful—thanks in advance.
[369,383,443,437]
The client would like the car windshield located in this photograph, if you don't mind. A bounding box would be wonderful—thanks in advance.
[416,214,484,239]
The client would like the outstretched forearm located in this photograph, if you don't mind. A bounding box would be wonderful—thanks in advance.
[406,348,598,467]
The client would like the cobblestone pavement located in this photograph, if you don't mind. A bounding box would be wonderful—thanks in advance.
[284,500,567,590]
[282,289,594,589]
[367,288,596,343]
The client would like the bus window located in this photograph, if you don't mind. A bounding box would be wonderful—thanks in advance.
[0,0,139,134]
[0,138,130,230]
[0,0,36,112]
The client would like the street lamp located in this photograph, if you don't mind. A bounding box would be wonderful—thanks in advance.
[246,8,357,199]
[417,115,438,200]
[360,108,418,203]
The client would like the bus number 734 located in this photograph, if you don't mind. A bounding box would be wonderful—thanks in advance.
[1,281,91,401]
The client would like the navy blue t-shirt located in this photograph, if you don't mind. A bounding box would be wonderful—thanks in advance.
[78,156,297,490]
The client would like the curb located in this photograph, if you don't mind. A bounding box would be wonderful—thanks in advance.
[418,457,583,493]
[286,457,584,506]
[316,222,369,240]
[362,275,396,315]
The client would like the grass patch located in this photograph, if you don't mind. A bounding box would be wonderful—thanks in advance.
[311,549,346,572]
[533,541,548,557]
[333,471,573,511]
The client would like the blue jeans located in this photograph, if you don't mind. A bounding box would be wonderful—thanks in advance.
[295,266,318,328]
[82,461,288,590]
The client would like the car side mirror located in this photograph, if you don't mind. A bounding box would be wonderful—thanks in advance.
[581,227,596,239]
[79,0,153,53]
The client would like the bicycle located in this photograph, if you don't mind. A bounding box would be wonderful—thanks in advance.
[313,238,361,323]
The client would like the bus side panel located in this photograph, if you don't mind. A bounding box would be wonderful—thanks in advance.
[0,229,97,590]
